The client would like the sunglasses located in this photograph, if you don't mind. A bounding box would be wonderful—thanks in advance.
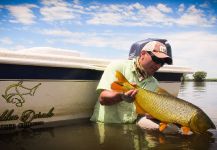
[147,51,165,66]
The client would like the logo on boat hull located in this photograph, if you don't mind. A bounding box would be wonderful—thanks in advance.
[0,81,55,130]
[2,81,41,107]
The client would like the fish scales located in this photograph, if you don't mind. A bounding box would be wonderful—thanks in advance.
[136,88,197,126]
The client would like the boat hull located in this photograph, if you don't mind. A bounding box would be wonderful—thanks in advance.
[0,66,183,131]
[0,80,181,131]
[0,80,99,130]
[0,51,191,131]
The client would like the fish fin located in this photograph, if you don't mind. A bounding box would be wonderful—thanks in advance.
[159,123,167,132]
[181,126,191,135]
[29,83,41,96]
[111,82,125,92]
[115,71,128,83]
[159,136,165,144]
[132,84,140,88]
[115,71,139,87]
[111,71,137,92]
[134,100,146,114]
[155,87,175,97]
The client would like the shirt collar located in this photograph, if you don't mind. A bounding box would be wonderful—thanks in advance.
[132,58,149,81]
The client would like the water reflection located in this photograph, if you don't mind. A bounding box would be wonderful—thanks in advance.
[140,129,216,150]
[179,82,217,122]
[94,123,217,150]
[0,121,216,150]
[193,82,206,92]
[0,128,55,150]
[193,81,206,87]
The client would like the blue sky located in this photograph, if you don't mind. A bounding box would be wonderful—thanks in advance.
[0,0,217,78]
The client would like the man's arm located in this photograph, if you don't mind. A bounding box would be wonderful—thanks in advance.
[99,89,138,105]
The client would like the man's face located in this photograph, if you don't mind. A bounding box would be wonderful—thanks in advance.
[139,51,163,76]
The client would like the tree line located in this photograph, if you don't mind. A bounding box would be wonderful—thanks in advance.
[182,71,207,82]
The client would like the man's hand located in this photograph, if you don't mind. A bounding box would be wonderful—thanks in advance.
[121,89,138,103]
[99,82,138,105]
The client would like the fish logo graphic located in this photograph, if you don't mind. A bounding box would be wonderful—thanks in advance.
[2,81,41,107]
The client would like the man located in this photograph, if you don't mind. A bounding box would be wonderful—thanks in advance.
[90,40,178,133]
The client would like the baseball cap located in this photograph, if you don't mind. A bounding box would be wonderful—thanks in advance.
[141,41,172,64]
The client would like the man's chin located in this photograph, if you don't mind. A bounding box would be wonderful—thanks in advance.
[147,72,154,77]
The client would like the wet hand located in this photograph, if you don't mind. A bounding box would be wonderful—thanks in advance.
[121,89,138,103]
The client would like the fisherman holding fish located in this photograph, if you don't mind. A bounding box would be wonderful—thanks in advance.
[91,40,182,134]
[91,39,216,135]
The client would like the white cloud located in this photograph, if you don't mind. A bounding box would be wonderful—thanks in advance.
[64,36,109,48]
[18,46,81,56]
[6,4,37,25]
[164,31,217,77]
[67,30,216,76]
[0,37,13,45]
[156,3,172,13]
[86,3,172,26]
[0,47,11,51]
[39,28,136,50]
[144,5,171,24]
[199,2,209,8]
[86,4,128,25]
[85,2,216,27]
[39,28,217,62]
[87,12,123,25]
[2,1,216,27]
[41,29,76,36]
[178,4,185,12]
[40,0,81,21]
[73,0,80,5]
[175,5,216,26]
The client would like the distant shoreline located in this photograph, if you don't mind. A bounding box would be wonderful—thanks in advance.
[184,79,217,82]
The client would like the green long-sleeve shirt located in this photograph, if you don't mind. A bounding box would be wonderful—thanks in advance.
[90,59,158,123]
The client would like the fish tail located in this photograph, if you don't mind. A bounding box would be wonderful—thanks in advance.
[111,71,147,115]
[111,82,127,92]
[115,70,129,83]
[111,71,136,92]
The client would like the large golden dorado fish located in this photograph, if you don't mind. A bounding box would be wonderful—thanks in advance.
[111,71,216,134]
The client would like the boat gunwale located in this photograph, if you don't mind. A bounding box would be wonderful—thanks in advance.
[0,50,193,74]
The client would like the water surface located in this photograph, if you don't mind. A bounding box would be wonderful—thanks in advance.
[1,82,217,150]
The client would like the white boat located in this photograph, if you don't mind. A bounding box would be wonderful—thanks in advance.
[0,49,192,131]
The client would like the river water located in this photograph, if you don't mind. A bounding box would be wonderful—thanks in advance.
[1,82,217,150]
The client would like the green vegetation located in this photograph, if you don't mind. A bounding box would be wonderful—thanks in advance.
[193,71,207,82]
[204,78,217,82]
[182,71,217,82]
[184,78,217,82]
[181,74,189,82]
